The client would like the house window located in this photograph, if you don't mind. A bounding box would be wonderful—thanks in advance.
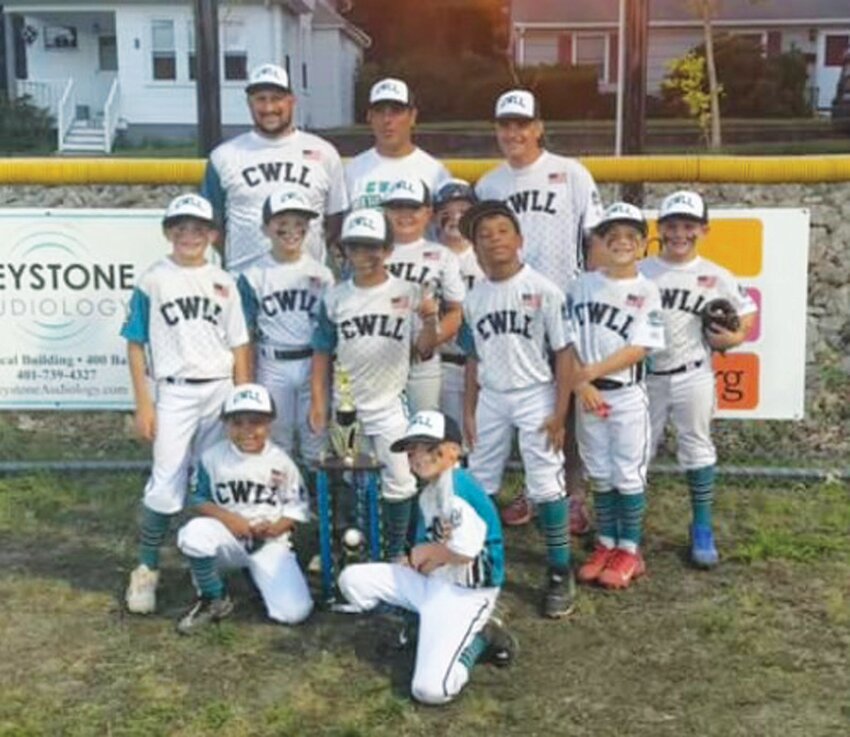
[223,21,247,81]
[151,19,176,80]
[187,22,196,81]
[575,34,606,81]
[98,35,117,71]
[825,35,849,67]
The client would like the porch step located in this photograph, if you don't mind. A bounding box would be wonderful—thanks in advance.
[61,120,106,153]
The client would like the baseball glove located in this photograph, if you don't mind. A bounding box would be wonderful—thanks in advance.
[701,298,740,335]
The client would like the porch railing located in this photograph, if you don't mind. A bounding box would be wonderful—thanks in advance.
[102,78,121,154]
[56,78,75,153]
[15,78,65,118]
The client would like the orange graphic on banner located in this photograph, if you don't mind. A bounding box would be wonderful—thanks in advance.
[712,352,759,410]
[646,219,763,277]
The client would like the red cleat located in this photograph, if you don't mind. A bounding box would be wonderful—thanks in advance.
[500,492,534,527]
[598,549,646,590]
[577,544,616,584]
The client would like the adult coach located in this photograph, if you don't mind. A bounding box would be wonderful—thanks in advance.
[202,63,349,272]
[345,77,451,209]
[475,89,604,528]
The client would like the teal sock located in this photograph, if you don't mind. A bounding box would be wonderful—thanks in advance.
[139,505,172,569]
[591,482,617,548]
[188,556,225,599]
[537,498,571,571]
[382,498,414,560]
[617,490,646,553]
[686,465,716,527]
[458,633,488,669]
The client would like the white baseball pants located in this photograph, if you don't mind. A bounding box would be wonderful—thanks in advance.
[257,355,325,464]
[468,384,566,503]
[406,356,442,415]
[576,384,651,492]
[178,517,313,624]
[361,398,417,502]
[439,361,465,433]
[143,379,231,515]
[339,562,498,705]
[647,365,717,470]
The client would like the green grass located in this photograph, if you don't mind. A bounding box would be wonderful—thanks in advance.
[1,472,849,736]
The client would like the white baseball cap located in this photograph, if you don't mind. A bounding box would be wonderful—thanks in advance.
[246,63,291,94]
[369,77,412,107]
[390,411,463,452]
[658,190,708,223]
[495,89,538,120]
[341,208,390,246]
[162,193,215,227]
[382,178,431,208]
[222,383,276,419]
[593,202,648,237]
[262,190,320,224]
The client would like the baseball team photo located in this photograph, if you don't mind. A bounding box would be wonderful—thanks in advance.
[1,1,849,736]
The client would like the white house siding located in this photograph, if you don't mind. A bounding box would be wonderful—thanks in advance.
[115,4,300,127]
[311,29,341,129]
[646,28,703,93]
[22,11,116,117]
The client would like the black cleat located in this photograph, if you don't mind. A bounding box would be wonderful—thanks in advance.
[176,595,234,635]
[542,568,577,619]
[482,617,518,667]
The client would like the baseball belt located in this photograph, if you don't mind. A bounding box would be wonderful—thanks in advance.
[272,348,314,361]
[440,354,466,367]
[163,377,225,385]
[649,359,704,376]
[591,378,633,391]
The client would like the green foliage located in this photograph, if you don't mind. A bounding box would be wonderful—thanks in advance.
[662,35,812,118]
[0,93,54,152]
[356,55,604,121]
[661,51,718,145]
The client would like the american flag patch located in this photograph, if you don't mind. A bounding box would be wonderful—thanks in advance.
[213,283,229,298]
[424,250,441,261]
[697,275,717,288]
[548,171,567,184]
[521,293,541,309]
[303,149,321,161]
[391,296,411,310]
[270,469,287,489]
[626,294,645,308]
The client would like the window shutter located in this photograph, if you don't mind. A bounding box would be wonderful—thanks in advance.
[558,34,572,65]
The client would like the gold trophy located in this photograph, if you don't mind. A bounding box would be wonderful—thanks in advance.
[322,364,365,466]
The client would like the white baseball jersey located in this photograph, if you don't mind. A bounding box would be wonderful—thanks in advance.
[121,258,249,380]
[202,130,349,269]
[564,272,666,385]
[345,147,451,209]
[475,150,604,291]
[414,468,505,589]
[312,275,420,418]
[459,265,567,392]
[237,253,334,350]
[441,246,485,359]
[639,256,757,372]
[191,439,310,529]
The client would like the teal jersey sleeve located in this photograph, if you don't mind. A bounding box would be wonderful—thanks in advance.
[236,274,259,334]
[414,506,428,546]
[189,463,214,507]
[311,299,338,354]
[120,287,150,343]
[200,162,226,228]
[457,320,477,359]
[452,468,505,588]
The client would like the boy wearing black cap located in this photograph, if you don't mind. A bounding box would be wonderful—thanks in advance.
[338,410,512,705]
[458,200,576,619]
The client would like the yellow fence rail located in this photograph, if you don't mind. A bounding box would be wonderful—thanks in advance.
[1,155,850,185]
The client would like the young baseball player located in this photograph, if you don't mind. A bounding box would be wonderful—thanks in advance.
[310,208,439,560]
[338,410,514,705]
[237,190,335,465]
[175,383,312,633]
[122,193,251,614]
[640,191,757,568]
[382,178,466,414]
[476,89,604,530]
[564,203,666,589]
[458,200,576,619]
[432,179,485,431]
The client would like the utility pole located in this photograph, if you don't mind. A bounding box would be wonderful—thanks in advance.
[193,0,221,156]
[622,0,649,205]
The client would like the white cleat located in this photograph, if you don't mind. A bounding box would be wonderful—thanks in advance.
[125,564,159,614]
